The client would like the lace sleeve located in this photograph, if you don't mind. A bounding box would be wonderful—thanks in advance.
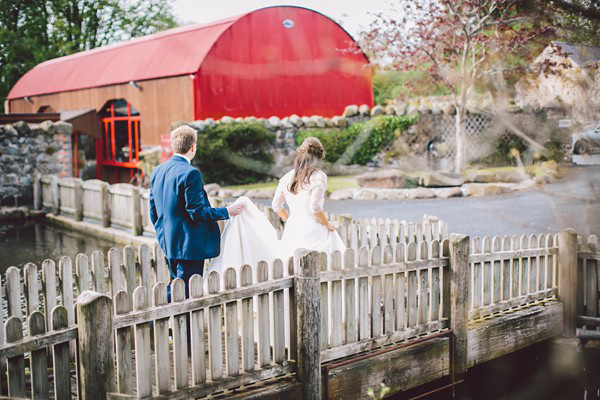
[271,178,286,212]
[309,171,327,213]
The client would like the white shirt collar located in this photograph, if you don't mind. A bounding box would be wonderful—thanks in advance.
[174,154,191,164]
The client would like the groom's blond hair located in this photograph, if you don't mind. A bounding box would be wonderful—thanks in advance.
[171,125,197,154]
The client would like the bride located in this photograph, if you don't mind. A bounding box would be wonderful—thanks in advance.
[209,137,346,275]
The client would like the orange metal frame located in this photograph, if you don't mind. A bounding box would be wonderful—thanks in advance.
[98,102,140,181]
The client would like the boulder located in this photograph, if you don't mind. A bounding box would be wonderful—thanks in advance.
[493,169,529,183]
[356,169,405,189]
[370,105,385,116]
[385,105,396,115]
[420,171,465,187]
[395,104,407,115]
[267,116,281,128]
[289,115,303,127]
[442,104,456,115]
[217,189,233,198]
[220,116,234,124]
[252,188,276,199]
[353,189,377,200]
[329,189,356,200]
[302,116,315,127]
[331,116,348,127]
[324,118,335,127]
[376,189,407,200]
[436,187,463,198]
[204,183,221,194]
[462,183,512,197]
[407,187,436,199]
[359,104,371,116]
[310,115,326,128]
[464,170,496,183]
[13,121,30,136]
[343,105,359,118]
[1,173,19,186]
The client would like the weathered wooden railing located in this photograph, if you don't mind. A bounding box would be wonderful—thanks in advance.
[0,227,580,399]
[576,234,600,339]
[468,234,559,321]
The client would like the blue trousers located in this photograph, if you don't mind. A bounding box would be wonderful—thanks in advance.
[167,258,205,301]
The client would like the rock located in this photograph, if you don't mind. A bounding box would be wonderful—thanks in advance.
[310,115,325,128]
[419,104,431,114]
[331,116,348,127]
[493,169,529,183]
[395,104,406,115]
[436,187,463,198]
[324,118,335,128]
[19,176,32,186]
[385,105,396,115]
[302,116,315,127]
[343,105,359,118]
[13,121,30,136]
[329,189,356,200]
[220,116,234,124]
[462,183,512,197]
[244,116,257,122]
[0,207,26,222]
[204,183,221,193]
[254,188,276,199]
[217,189,233,198]
[235,117,244,122]
[406,105,419,116]
[420,171,465,187]
[1,173,19,186]
[4,124,18,137]
[512,179,536,191]
[359,104,370,116]
[353,189,377,200]
[408,187,436,199]
[370,105,385,116]
[231,189,247,198]
[267,116,281,128]
[376,189,407,200]
[442,104,456,115]
[51,121,73,135]
[356,169,405,189]
[289,115,303,127]
[464,169,496,183]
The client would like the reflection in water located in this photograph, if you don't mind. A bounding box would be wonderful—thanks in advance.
[0,221,116,274]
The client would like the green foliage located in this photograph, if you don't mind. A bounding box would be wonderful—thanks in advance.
[0,0,178,112]
[475,133,529,167]
[192,121,275,185]
[296,115,416,166]
[367,383,391,400]
[372,67,451,105]
[542,138,565,163]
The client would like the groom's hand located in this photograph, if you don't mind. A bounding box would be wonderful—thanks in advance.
[226,203,245,217]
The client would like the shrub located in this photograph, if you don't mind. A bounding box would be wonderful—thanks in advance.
[192,121,275,185]
[296,115,416,166]
[474,133,529,166]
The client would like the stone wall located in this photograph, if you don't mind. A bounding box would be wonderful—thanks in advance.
[0,120,73,206]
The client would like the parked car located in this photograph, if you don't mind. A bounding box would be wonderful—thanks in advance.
[573,123,600,155]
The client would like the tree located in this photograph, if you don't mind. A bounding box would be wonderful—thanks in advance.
[0,0,178,112]
[546,0,600,45]
[360,0,556,172]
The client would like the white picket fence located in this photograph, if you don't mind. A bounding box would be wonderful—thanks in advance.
[576,234,600,338]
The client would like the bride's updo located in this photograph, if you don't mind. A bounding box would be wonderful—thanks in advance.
[289,137,325,194]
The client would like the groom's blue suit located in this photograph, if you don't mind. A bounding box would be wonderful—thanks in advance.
[149,155,229,293]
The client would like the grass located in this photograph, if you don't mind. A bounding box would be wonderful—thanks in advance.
[224,175,359,194]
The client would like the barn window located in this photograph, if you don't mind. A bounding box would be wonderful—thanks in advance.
[98,99,141,181]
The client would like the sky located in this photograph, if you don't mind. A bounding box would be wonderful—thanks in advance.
[171,0,391,38]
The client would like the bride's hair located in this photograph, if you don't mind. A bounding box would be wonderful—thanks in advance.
[289,137,325,194]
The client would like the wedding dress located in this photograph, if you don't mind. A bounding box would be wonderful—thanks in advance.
[208,169,346,280]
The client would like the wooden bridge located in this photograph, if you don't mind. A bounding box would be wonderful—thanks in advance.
[0,175,595,399]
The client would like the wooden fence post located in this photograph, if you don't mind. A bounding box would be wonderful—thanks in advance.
[131,186,143,236]
[51,175,60,214]
[294,249,322,400]
[74,179,84,221]
[449,234,469,378]
[33,174,42,210]
[77,291,116,399]
[100,181,110,227]
[337,214,352,245]
[558,229,578,337]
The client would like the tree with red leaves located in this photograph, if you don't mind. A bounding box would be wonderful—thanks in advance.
[361,0,556,172]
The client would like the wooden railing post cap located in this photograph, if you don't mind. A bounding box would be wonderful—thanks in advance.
[294,249,320,278]
[450,233,469,243]
[76,290,111,307]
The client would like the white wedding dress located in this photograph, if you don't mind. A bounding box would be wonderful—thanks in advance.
[209,169,346,279]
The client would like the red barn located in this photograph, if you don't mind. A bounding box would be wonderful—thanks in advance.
[6,6,373,181]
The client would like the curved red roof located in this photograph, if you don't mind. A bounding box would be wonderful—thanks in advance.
[7,15,242,99]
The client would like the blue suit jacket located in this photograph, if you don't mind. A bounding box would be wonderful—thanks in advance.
[149,155,229,260]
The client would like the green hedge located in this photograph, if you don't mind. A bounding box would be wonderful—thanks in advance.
[192,121,275,185]
[295,115,416,165]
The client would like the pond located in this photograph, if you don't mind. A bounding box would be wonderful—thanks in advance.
[0,221,116,275]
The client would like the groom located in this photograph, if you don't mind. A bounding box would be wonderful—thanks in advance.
[149,125,244,297]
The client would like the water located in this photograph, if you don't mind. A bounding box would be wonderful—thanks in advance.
[0,221,116,274]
